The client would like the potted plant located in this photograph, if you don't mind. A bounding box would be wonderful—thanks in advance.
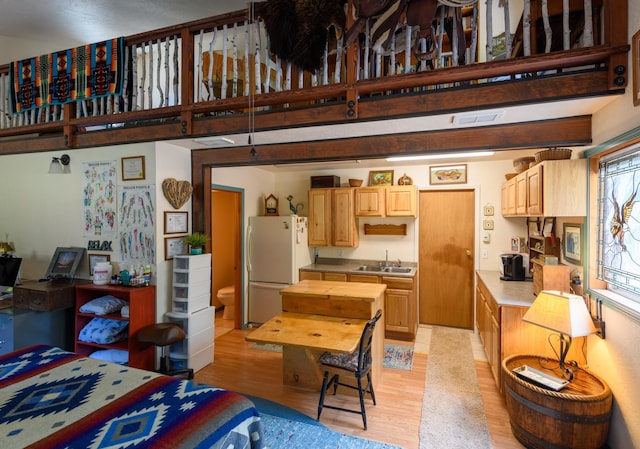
[184,232,208,254]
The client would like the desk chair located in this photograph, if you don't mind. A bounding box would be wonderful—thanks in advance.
[317,309,382,430]
[137,322,194,379]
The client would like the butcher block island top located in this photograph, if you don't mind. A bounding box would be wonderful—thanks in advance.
[280,279,387,301]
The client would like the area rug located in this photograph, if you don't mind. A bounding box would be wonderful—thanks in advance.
[242,393,403,448]
[250,343,414,370]
[419,326,493,449]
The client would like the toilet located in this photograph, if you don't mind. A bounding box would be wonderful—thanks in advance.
[216,285,235,320]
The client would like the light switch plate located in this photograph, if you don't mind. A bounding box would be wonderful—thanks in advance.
[483,220,494,230]
[483,205,494,216]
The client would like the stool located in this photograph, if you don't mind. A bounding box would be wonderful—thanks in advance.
[137,323,194,379]
[217,285,235,320]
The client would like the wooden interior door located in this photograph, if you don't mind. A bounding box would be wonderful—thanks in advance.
[419,189,475,329]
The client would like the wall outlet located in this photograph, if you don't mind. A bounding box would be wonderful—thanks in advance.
[483,220,494,230]
[483,205,495,216]
[481,250,488,259]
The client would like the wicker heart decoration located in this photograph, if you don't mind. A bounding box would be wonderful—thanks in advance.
[162,178,193,209]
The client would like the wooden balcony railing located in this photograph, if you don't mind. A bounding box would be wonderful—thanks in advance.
[0,0,629,155]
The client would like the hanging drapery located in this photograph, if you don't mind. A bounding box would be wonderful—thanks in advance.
[9,37,125,114]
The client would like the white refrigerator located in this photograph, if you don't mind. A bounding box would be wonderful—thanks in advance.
[247,215,311,324]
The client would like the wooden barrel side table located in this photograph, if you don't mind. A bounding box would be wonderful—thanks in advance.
[502,354,612,449]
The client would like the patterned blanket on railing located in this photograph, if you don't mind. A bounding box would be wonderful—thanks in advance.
[9,37,125,113]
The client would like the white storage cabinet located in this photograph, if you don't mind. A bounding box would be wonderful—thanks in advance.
[168,253,214,372]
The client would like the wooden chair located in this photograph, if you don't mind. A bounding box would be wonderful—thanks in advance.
[137,322,194,379]
[316,309,383,430]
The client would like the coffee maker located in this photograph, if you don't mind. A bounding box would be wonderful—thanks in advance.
[500,253,525,281]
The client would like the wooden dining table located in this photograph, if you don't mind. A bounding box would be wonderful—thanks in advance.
[246,280,386,391]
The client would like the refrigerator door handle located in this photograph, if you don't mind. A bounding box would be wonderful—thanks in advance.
[246,224,252,273]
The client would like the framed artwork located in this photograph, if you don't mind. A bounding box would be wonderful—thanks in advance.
[563,223,584,265]
[88,254,110,276]
[164,211,188,234]
[429,164,467,185]
[368,170,394,186]
[634,29,640,107]
[121,155,146,181]
[164,236,187,260]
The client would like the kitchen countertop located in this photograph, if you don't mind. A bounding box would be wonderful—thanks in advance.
[280,279,387,301]
[476,270,536,307]
[300,257,417,277]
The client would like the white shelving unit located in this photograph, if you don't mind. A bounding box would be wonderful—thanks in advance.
[167,253,214,372]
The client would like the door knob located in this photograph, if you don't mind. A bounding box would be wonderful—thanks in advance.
[466,249,471,256]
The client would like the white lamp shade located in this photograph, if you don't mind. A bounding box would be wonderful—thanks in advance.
[522,290,596,337]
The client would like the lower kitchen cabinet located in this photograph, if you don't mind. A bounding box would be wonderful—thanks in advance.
[475,272,586,392]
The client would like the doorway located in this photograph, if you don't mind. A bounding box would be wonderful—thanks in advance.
[210,186,243,330]
[418,189,475,329]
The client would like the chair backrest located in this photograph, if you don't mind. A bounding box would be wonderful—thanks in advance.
[355,309,383,373]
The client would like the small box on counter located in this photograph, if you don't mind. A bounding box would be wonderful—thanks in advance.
[539,255,558,265]
[311,175,340,188]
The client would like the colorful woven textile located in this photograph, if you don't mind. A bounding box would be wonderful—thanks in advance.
[9,37,125,113]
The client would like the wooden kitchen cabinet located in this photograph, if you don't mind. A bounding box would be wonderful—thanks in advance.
[475,273,585,392]
[528,235,561,270]
[531,259,570,295]
[308,188,358,247]
[355,185,417,217]
[501,159,586,217]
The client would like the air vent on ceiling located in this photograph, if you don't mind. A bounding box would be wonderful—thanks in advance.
[452,110,504,125]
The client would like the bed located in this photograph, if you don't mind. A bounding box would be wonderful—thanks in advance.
[0,345,265,449]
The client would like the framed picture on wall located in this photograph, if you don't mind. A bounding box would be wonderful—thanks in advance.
[121,156,146,181]
[88,254,110,276]
[164,236,187,260]
[164,211,188,234]
[429,164,467,185]
[563,223,584,265]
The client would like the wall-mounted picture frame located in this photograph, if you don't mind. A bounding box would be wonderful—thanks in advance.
[88,254,110,276]
[633,29,640,107]
[429,164,467,185]
[563,223,584,265]
[121,155,146,181]
[164,211,188,234]
[368,170,394,186]
[164,235,187,260]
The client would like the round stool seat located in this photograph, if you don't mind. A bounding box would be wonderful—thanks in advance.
[137,322,186,346]
[217,285,235,320]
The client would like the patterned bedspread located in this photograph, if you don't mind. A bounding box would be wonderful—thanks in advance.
[0,345,265,449]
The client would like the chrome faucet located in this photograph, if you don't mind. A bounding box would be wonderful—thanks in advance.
[384,250,389,267]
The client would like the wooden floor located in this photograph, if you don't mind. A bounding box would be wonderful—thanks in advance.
[197,314,524,449]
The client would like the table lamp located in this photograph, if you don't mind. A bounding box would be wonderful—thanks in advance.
[522,290,596,380]
[0,241,15,255]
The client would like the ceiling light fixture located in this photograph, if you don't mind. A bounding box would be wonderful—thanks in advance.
[386,151,495,162]
[192,137,235,146]
[452,110,504,125]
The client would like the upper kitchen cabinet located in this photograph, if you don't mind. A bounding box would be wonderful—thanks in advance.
[355,186,417,217]
[501,160,587,217]
[308,188,359,247]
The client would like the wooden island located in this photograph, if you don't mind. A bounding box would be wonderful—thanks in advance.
[247,280,386,391]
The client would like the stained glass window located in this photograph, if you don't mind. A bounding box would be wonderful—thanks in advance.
[597,146,640,297]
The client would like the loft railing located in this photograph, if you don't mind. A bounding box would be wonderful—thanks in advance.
[0,0,628,137]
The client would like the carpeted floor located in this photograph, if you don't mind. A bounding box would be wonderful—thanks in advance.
[419,326,493,449]
[244,393,403,449]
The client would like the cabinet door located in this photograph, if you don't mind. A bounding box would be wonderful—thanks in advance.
[385,288,411,334]
[515,173,527,215]
[308,189,331,246]
[332,188,358,247]
[386,185,417,217]
[355,187,385,216]
[299,270,322,281]
[502,178,517,215]
[526,164,543,215]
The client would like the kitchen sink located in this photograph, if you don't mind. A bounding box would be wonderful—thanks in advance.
[355,265,385,272]
[354,265,414,274]
[383,267,413,274]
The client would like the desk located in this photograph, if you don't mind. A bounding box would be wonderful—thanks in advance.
[502,354,612,449]
[248,280,386,391]
[246,313,368,389]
